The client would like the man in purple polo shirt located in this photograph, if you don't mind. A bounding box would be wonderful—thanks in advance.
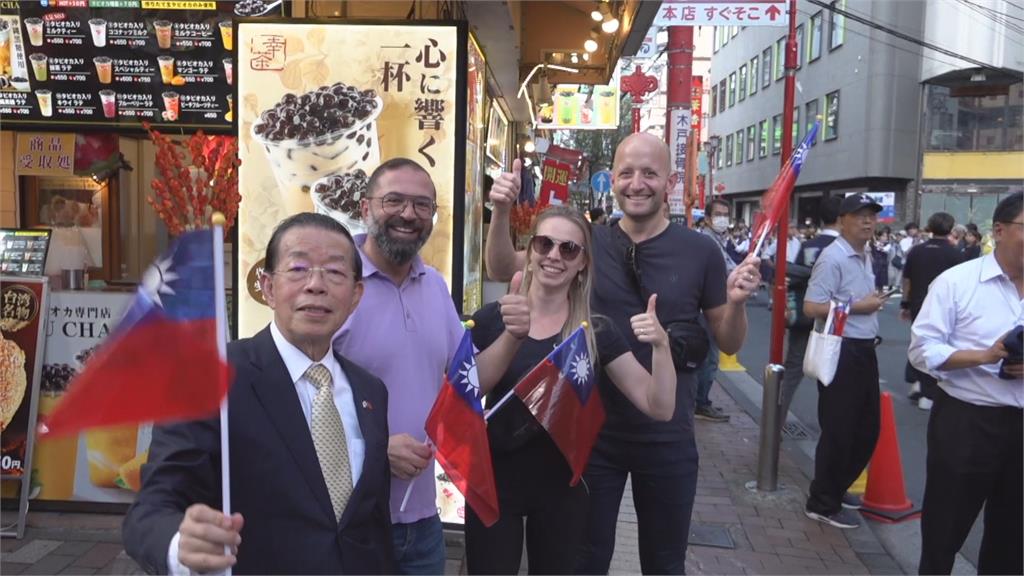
[333,157,525,574]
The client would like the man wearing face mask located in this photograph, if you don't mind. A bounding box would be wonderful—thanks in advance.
[333,157,529,575]
[694,198,739,422]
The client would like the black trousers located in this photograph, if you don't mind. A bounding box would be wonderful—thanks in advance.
[577,435,699,575]
[806,338,880,515]
[465,434,587,575]
[918,388,1023,575]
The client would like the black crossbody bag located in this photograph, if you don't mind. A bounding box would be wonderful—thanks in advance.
[611,224,709,372]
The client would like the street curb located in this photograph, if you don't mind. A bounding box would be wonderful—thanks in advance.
[714,370,903,575]
[715,369,976,575]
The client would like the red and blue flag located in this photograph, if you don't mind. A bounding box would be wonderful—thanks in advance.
[42,229,231,437]
[752,120,822,248]
[514,325,604,485]
[425,329,499,526]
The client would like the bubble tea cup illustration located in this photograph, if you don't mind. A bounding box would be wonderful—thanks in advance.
[218,21,232,50]
[157,55,174,85]
[99,89,116,118]
[35,88,52,117]
[23,17,44,47]
[94,56,112,84]
[29,52,47,82]
[154,20,172,50]
[85,424,138,487]
[162,90,179,121]
[252,81,383,215]
[88,18,107,48]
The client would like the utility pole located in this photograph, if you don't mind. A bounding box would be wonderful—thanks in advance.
[769,0,799,366]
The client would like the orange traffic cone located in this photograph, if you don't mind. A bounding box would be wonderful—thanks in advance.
[861,392,921,523]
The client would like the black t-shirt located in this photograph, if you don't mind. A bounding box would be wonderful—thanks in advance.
[591,222,727,441]
[903,238,964,318]
[470,301,630,453]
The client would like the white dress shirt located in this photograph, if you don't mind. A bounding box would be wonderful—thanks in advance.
[909,254,1024,408]
[167,322,366,575]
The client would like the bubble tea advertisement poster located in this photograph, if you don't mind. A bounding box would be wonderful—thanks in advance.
[236,21,467,337]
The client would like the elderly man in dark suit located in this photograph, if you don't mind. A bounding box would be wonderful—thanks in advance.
[123,213,394,574]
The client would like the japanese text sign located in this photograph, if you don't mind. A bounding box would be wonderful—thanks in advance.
[654,1,789,27]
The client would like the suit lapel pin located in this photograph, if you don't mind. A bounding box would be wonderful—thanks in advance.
[362,400,373,410]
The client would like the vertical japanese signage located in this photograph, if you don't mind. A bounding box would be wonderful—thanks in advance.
[0,1,283,133]
[538,159,571,207]
[668,108,692,216]
[691,76,703,142]
[33,290,141,502]
[236,22,465,337]
[15,132,76,175]
[0,277,47,478]
[461,34,485,317]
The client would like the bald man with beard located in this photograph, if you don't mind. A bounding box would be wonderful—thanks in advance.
[486,133,762,574]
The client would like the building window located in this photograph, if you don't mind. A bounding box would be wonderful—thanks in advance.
[809,11,823,61]
[775,36,785,81]
[711,85,718,116]
[805,98,819,145]
[749,56,759,95]
[796,24,805,70]
[735,129,745,164]
[739,65,748,101]
[717,144,724,169]
[830,0,846,50]
[723,26,730,47]
[825,90,840,140]
[718,79,727,112]
[713,27,721,52]
[772,114,783,154]
[924,82,1024,152]
[762,47,772,88]
[725,134,734,166]
[759,119,769,158]
[747,125,757,161]
[731,25,739,38]
[792,106,801,147]
[728,72,737,107]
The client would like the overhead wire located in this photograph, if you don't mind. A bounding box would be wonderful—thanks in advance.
[805,0,1010,72]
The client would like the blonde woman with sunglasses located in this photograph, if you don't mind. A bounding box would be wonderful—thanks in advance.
[464,205,676,574]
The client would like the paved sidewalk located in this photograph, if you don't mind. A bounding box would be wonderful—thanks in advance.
[2,383,903,575]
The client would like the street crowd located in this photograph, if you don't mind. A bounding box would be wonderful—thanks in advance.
[119,132,1021,576]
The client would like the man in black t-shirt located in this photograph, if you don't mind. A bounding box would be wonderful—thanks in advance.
[901,212,963,409]
[485,133,762,574]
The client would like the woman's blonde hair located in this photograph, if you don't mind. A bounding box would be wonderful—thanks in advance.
[518,205,599,367]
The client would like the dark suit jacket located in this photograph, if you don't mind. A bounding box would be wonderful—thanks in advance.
[123,326,394,574]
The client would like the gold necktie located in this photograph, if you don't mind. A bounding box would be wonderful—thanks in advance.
[305,363,353,521]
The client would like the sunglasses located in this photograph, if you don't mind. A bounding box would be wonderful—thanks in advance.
[530,235,585,262]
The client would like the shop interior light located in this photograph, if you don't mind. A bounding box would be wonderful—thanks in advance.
[524,140,536,153]
[582,52,591,62]
[590,8,603,21]
[584,30,599,53]
[570,52,579,64]
[601,17,619,33]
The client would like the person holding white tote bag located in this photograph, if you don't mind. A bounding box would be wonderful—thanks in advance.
[801,193,888,530]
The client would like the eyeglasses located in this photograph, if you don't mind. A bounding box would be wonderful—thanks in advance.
[273,265,349,285]
[367,193,437,219]
[530,235,585,262]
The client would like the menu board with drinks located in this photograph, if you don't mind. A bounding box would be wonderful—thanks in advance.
[0,0,284,133]
[0,229,51,277]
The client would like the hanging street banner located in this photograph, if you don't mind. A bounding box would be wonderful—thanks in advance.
[654,1,789,27]
[538,159,571,207]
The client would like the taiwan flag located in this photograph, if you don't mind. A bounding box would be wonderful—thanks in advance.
[425,329,499,526]
[514,325,604,485]
[752,121,821,251]
[41,229,231,437]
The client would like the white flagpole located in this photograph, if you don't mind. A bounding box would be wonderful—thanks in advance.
[212,214,232,575]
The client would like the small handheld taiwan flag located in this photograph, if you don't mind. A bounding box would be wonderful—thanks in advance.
[425,328,499,526]
[514,324,604,485]
[41,229,232,437]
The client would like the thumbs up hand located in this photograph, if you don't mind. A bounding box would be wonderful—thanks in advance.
[499,271,530,340]
[630,294,668,347]
[489,158,522,212]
